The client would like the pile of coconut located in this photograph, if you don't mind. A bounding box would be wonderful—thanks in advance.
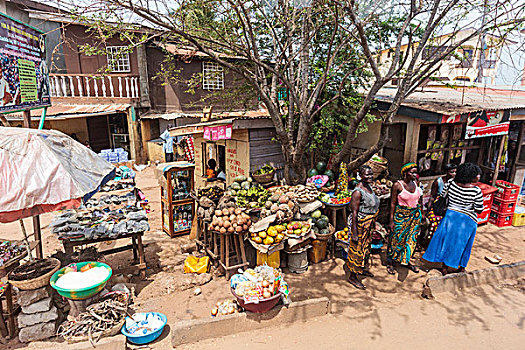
[209,207,252,234]
[260,187,298,223]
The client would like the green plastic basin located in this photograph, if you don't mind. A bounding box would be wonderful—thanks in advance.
[50,261,112,300]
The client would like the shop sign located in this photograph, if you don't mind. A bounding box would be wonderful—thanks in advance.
[465,110,510,139]
[203,124,232,141]
[0,13,50,113]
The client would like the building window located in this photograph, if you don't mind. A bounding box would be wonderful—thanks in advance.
[202,62,224,90]
[107,46,131,73]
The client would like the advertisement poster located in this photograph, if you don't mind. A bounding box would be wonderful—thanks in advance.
[465,110,510,139]
[203,124,233,141]
[0,12,50,113]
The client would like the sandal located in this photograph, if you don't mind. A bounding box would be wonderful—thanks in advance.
[348,278,366,290]
[386,265,395,275]
[360,270,374,278]
[407,264,419,273]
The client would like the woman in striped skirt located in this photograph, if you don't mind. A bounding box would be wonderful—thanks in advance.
[423,163,483,274]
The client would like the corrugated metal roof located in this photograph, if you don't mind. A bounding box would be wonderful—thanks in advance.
[5,103,130,120]
[143,109,270,120]
[375,87,525,115]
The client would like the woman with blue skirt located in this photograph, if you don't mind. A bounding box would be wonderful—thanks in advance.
[423,163,483,275]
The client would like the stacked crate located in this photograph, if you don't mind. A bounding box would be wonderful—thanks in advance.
[489,180,520,227]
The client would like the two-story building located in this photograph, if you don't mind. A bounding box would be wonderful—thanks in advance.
[376,28,508,85]
[0,0,265,163]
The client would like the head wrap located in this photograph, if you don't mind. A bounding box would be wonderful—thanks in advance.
[401,162,417,175]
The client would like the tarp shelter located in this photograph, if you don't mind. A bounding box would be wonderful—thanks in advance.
[0,127,115,223]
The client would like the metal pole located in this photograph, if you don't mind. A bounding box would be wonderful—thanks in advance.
[38,107,47,130]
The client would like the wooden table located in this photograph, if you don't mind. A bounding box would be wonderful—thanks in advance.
[61,232,146,279]
[325,205,349,259]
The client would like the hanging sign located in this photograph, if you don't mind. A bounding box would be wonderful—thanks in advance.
[0,13,50,113]
[465,110,510,139]
[203,124,232,141]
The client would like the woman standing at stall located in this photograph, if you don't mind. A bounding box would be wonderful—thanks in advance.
[423,163,483,274]
[426,163,457,239]
[346,165,380,289]
[387,163,424,275]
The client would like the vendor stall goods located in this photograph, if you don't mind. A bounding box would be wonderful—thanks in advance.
[226,176,270,208]
[55,264,111,290]
[84,191,137,207]
[209,208,252,234]
[210,299,240,317]
[50,207,149,240]
[230,265,289,305]
[57,292,129,345]
[0,240,26,266]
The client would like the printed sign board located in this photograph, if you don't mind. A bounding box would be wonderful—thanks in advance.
[203,124,233,141]
[0,12,50,113]
[465,110,510,139]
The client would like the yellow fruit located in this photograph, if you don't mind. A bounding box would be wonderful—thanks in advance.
[276,233,284,242]
[263,236,274,245]
[344,227,349,232]
[275,225,285,233]
[253,236,262,244]
[259,231,267,239]
[267,227,278,237]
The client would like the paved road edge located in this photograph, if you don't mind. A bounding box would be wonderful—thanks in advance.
[171,297,331,347]
[425,261,525,294]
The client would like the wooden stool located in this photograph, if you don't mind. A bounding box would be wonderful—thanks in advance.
[326,205,349,259]
[219,232,249,280]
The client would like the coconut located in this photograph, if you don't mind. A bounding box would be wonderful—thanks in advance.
[228,207,235,215]
[220,227,227,234]
[234,208,242,215]
[279,195,289,204]
[215,209,222,217]
[270,204,279,213]
[222,208,229,216]
[223,220,231,228]
[287,201,294,209]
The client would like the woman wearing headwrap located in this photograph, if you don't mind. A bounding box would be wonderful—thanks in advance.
[346,165,380,290]
[386,162,424,275]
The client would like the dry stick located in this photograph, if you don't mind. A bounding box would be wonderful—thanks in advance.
[18,219,33,262]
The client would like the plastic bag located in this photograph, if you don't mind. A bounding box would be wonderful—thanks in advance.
[183,256,210,274]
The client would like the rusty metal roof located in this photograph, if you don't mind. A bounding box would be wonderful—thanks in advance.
[375,86,525,115]
[143,109,270,120]
[5,103,130,120]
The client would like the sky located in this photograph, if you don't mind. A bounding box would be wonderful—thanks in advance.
[41,0,525,87]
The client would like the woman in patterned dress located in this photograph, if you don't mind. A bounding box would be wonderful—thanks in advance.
[386,163,424,275]
[346,165,380,289]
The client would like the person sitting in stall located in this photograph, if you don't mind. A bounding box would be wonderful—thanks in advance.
[206,159,217,179]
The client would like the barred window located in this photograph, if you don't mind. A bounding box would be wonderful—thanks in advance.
[107,46,131,73]
[202,62,224,90]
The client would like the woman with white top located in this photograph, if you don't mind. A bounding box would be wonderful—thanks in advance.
[423,163,483,275]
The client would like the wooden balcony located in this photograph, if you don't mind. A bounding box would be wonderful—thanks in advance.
[49,73,140,100]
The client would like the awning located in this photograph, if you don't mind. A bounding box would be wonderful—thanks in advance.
[4,103,130,120]
[169,119,234,137]
[140,111,200,120]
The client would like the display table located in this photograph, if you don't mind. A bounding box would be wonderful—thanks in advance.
[61,232,146,278]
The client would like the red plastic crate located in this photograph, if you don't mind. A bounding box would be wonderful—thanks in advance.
[491,198,517,215]
[489,210,513,227]
[478,207,491,225]
[494,180,520,201]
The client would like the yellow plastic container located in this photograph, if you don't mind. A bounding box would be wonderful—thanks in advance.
[183,256,210,274]
[512,212,525,227]
[256,251,280,268]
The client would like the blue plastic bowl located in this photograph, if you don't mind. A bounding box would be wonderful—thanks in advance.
[121,312,167,345]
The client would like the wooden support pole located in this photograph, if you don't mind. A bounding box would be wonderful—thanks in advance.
[510,121,524,182]
[491,136,506,186]
[22,110,30,128]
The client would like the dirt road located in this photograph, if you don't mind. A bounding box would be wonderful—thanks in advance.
[176,281,525,350]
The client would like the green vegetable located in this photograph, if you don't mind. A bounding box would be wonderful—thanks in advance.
[320,215,329,222]
[312,226,319,234]
[324,170,334,181]
[308,168,319,177]
[254,164,275,175]
[316,219,328,229]
[311,209,322,219]
[316,161,327,173]
[319,228,329,235]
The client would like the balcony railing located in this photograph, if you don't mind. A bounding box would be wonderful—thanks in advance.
[49,73,140,99]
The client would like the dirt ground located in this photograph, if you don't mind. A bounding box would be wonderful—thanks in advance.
[1,165,524,348]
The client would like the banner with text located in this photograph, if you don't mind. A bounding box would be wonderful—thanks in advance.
[203,124,233,141]
[0,12,50,113]
[465,110,510,139]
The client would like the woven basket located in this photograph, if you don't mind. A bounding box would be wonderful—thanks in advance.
[252,169,275,184]
[314,223,335,241]
[366,156,388,179]
[8,258,61,290]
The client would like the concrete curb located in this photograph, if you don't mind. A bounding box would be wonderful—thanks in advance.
[27,334,127,350]
[426,261,525,294]
[171,297,330,347]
